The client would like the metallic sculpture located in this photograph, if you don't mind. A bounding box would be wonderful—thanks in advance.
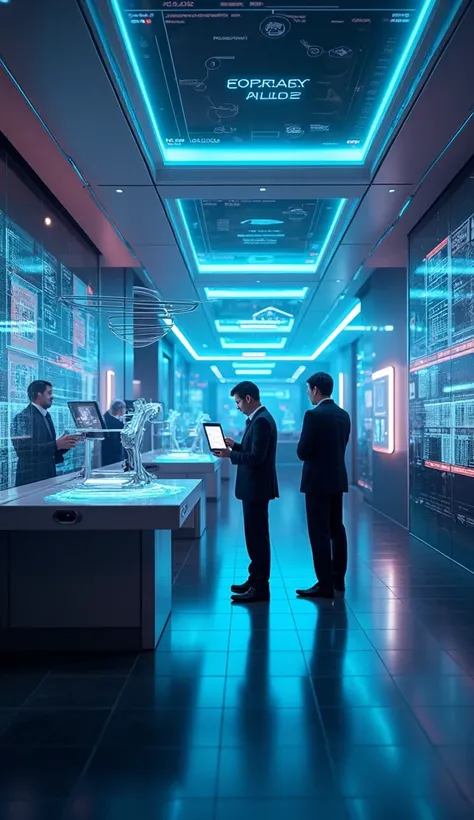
[167,409,181,452]
[61,287,200,348]
[120,399,162,485]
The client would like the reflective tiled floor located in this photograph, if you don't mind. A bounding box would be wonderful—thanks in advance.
[2,467,474,819]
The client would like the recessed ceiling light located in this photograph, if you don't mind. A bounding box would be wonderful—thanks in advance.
[44,217,52,227]
[389,188,395,193]
[116,188,123,194]
[202,343,208,348]
[259,188,266,192]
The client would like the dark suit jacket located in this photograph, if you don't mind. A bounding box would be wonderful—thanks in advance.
[101,411,125,466]
[230,406,279,502]
[11,404,64,487]
[297,399,351,495]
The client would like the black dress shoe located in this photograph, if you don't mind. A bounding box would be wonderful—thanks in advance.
[231,579,252,594]
[231,586,270,603]
[296,583,334,599]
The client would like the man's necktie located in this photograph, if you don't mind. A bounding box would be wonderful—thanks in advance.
[246,417,251,427]
[44,412,55,440]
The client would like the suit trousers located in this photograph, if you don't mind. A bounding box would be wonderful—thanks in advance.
[242,498,271,587]
[305,492,347,591]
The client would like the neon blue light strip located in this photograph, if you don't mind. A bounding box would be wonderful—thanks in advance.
[205,287,308,300]
[232,361,275,369]
[215,319,294,334]
[109,0,167,159]
[176,199,346,274]
[221,339,287,350]
[107,0,436,166]
[234,369,273,376]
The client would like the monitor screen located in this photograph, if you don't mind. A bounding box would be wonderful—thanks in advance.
[108,0,435,165]
[68,401,105,431]
[409,159,474,571]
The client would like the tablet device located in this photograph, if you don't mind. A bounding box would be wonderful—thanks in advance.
[68,401,105,438]
[203,422,226,451]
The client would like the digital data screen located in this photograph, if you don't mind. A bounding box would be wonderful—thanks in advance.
[0,208,99,490]
[111,0,436,164]
[409,163,474,570]
[174,198,344,272]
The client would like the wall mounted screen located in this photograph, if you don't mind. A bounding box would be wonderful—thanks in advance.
[372,366,394,453]
[173,198,345,273]
[0,149,99,491]
[107,0,437,165]
[409,159,474,571]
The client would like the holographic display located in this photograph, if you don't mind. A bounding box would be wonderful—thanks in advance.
[409,161,474,570]
[107,0,436,165]
[0,207,99,490]
[174,198,344,273]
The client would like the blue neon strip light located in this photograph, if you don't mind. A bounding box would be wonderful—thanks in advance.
[215,319,295,334]
[221,339,287,350]
[204,287,308,300]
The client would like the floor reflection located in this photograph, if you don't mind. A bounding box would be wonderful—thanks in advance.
[1,466,474,820]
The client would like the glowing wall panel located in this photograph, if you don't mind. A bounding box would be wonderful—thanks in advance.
[409,157,474,570]
[372,366,394,453]
[105,0,437,165]
[0,150,99,490]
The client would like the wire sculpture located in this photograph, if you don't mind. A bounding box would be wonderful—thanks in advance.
[60,287,200,347]
[120,399,162,485]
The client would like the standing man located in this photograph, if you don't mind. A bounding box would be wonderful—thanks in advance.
[296,372,351,599]
[11,380,79,487]
[102,399,126,466]
[214,381,278,603]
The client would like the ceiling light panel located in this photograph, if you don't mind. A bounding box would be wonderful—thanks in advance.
[95,0,439,166]
[170,198,346,274]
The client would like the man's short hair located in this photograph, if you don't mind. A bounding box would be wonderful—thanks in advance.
[110,400,126,414]
[307,372,334,397]
[27,380,52,402]
[230,381,260,402]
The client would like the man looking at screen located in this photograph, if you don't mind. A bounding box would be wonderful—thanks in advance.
[296,371,351,598]
[11,380,79,487]
[213,381,278,603]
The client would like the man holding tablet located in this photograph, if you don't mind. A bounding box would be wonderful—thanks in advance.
[212,380,278,603]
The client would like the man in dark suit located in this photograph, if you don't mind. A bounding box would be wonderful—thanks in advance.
[213,380,278,603]
[296,371,351,599]
[102,400,126,466]
[11,380,79,487]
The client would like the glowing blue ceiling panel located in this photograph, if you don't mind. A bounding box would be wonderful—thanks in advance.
[104,0,436,166]
[171,198,345,273]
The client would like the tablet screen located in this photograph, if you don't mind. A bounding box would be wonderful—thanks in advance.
[203,423,226,451]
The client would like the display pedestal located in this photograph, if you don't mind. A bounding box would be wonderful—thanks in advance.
[0,475,203,651]
[221,458,231,481]
[140,452,222,503]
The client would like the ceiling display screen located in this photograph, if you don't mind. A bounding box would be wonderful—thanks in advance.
[174,198,344,273]
[110,0,436,165]
[409,160,474,572]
